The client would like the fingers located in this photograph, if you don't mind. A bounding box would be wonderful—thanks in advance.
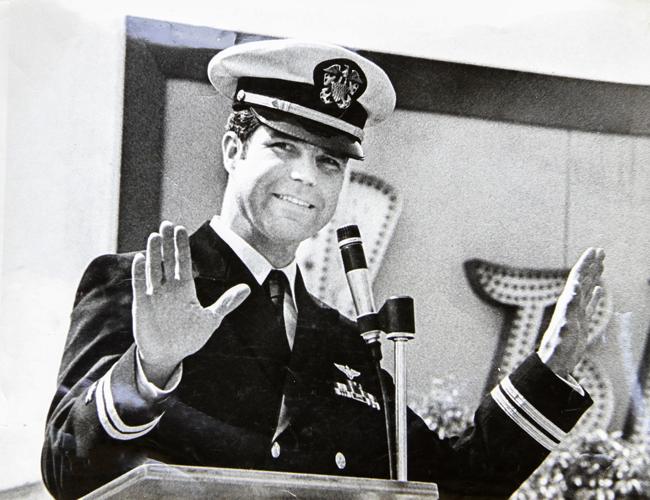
[557,248,594,307]
[562,248,606,327]
[146,232,163,293]
[554,247,605,322]
[567,247,596,287]
[132,252,147,301]
[174,226,192,281]
[579,248,605,301]
[585,285,604,321]
[144,221,191,292]
[566,247,605,298]
[591,248,605,283]
[161,221,175,282]
[575,247,605,279]
[206,284,251,320]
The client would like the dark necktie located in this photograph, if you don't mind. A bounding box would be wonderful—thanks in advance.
[264,270,291,360]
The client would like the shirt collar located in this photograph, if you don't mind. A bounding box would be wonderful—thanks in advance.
[209,216,298,306]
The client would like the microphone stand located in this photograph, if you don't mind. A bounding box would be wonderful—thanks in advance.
[336,225,396,480]
[381,296,415,482]
[372,345,397,481]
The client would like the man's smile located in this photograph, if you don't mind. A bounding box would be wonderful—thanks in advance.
[273,193,315,209]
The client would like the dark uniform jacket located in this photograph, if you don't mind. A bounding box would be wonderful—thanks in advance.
[42,221,592,499]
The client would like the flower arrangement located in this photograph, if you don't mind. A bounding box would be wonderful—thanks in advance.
[409,375,474,440]
[514,430,650,499]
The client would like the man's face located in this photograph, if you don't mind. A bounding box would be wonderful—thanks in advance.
[224,124,348,246]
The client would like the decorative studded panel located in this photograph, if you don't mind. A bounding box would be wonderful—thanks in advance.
[627,375,650,449]
[623,317,650,448]
[464,259,614,434]
[296,168,402,318]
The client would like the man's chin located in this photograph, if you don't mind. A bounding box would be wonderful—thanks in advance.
[269,220,324,245]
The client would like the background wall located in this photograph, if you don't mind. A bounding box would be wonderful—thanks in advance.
[2,0,650,492]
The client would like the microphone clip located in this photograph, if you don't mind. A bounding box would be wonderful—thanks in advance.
[378,296,415,342]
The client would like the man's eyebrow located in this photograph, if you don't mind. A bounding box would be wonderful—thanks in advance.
[265,128,297,141]
[323,151,349,163]
[265,127,349,162]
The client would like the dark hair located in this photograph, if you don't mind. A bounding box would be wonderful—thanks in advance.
[225,109,261,144]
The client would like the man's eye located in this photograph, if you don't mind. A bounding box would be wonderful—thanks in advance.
[270,141,294,152]
[320,157,344,172]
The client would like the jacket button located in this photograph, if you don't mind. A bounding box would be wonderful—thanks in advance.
[271,442,281,458]
[335,452,346,470]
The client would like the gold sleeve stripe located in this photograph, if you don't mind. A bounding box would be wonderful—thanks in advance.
[500,376,567,442]
[490,385,558,451]
[95,367,161,440]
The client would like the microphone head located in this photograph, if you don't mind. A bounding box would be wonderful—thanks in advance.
[336,225,361,242]
[337,225,367,271]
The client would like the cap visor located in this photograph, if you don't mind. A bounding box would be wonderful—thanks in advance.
[250,107,364,161]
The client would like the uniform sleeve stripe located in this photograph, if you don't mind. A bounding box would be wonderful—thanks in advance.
[96,377,156,440]
[103,365,163,433]
[500,376,567,442]
[95,369,162,440]
[498,383,559,443]
[490,385,558,451]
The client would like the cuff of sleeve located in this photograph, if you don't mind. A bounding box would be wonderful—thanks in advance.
[135,349,183,400]
[511,353,592,428]
[95,345,173,440]
[96,363,162,440]
[490,353,592,451]
[554,372,585,396]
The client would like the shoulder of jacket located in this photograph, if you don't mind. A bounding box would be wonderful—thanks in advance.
[306,294,372,358]
[74,251,140,304]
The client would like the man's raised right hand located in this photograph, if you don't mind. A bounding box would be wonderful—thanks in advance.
[131,221,250,387]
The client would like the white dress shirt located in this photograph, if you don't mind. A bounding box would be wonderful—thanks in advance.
[209,215,299,348]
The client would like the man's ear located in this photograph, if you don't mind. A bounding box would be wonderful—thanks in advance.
[222,131,243,174]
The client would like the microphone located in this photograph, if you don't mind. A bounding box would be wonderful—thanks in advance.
[336,225,382,356]
[337,224,395,478]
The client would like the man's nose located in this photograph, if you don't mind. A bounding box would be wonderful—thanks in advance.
[289,157,317,186]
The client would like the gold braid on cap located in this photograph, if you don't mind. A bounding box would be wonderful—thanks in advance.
[236,90,365,142]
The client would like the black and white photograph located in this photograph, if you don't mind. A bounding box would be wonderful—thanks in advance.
[2,1,650,498]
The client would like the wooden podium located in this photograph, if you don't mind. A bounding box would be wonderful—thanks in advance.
[83,464,439,499]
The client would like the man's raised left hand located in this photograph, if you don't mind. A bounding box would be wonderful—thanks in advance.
[537,247,606,379]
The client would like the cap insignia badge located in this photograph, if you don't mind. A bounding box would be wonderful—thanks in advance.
[315,59,367,111]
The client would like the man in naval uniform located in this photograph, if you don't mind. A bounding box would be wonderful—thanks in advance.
[41,39,605,499]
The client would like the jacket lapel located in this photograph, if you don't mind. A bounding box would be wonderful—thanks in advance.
[273,270,341,440]
[189,222,289,393]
